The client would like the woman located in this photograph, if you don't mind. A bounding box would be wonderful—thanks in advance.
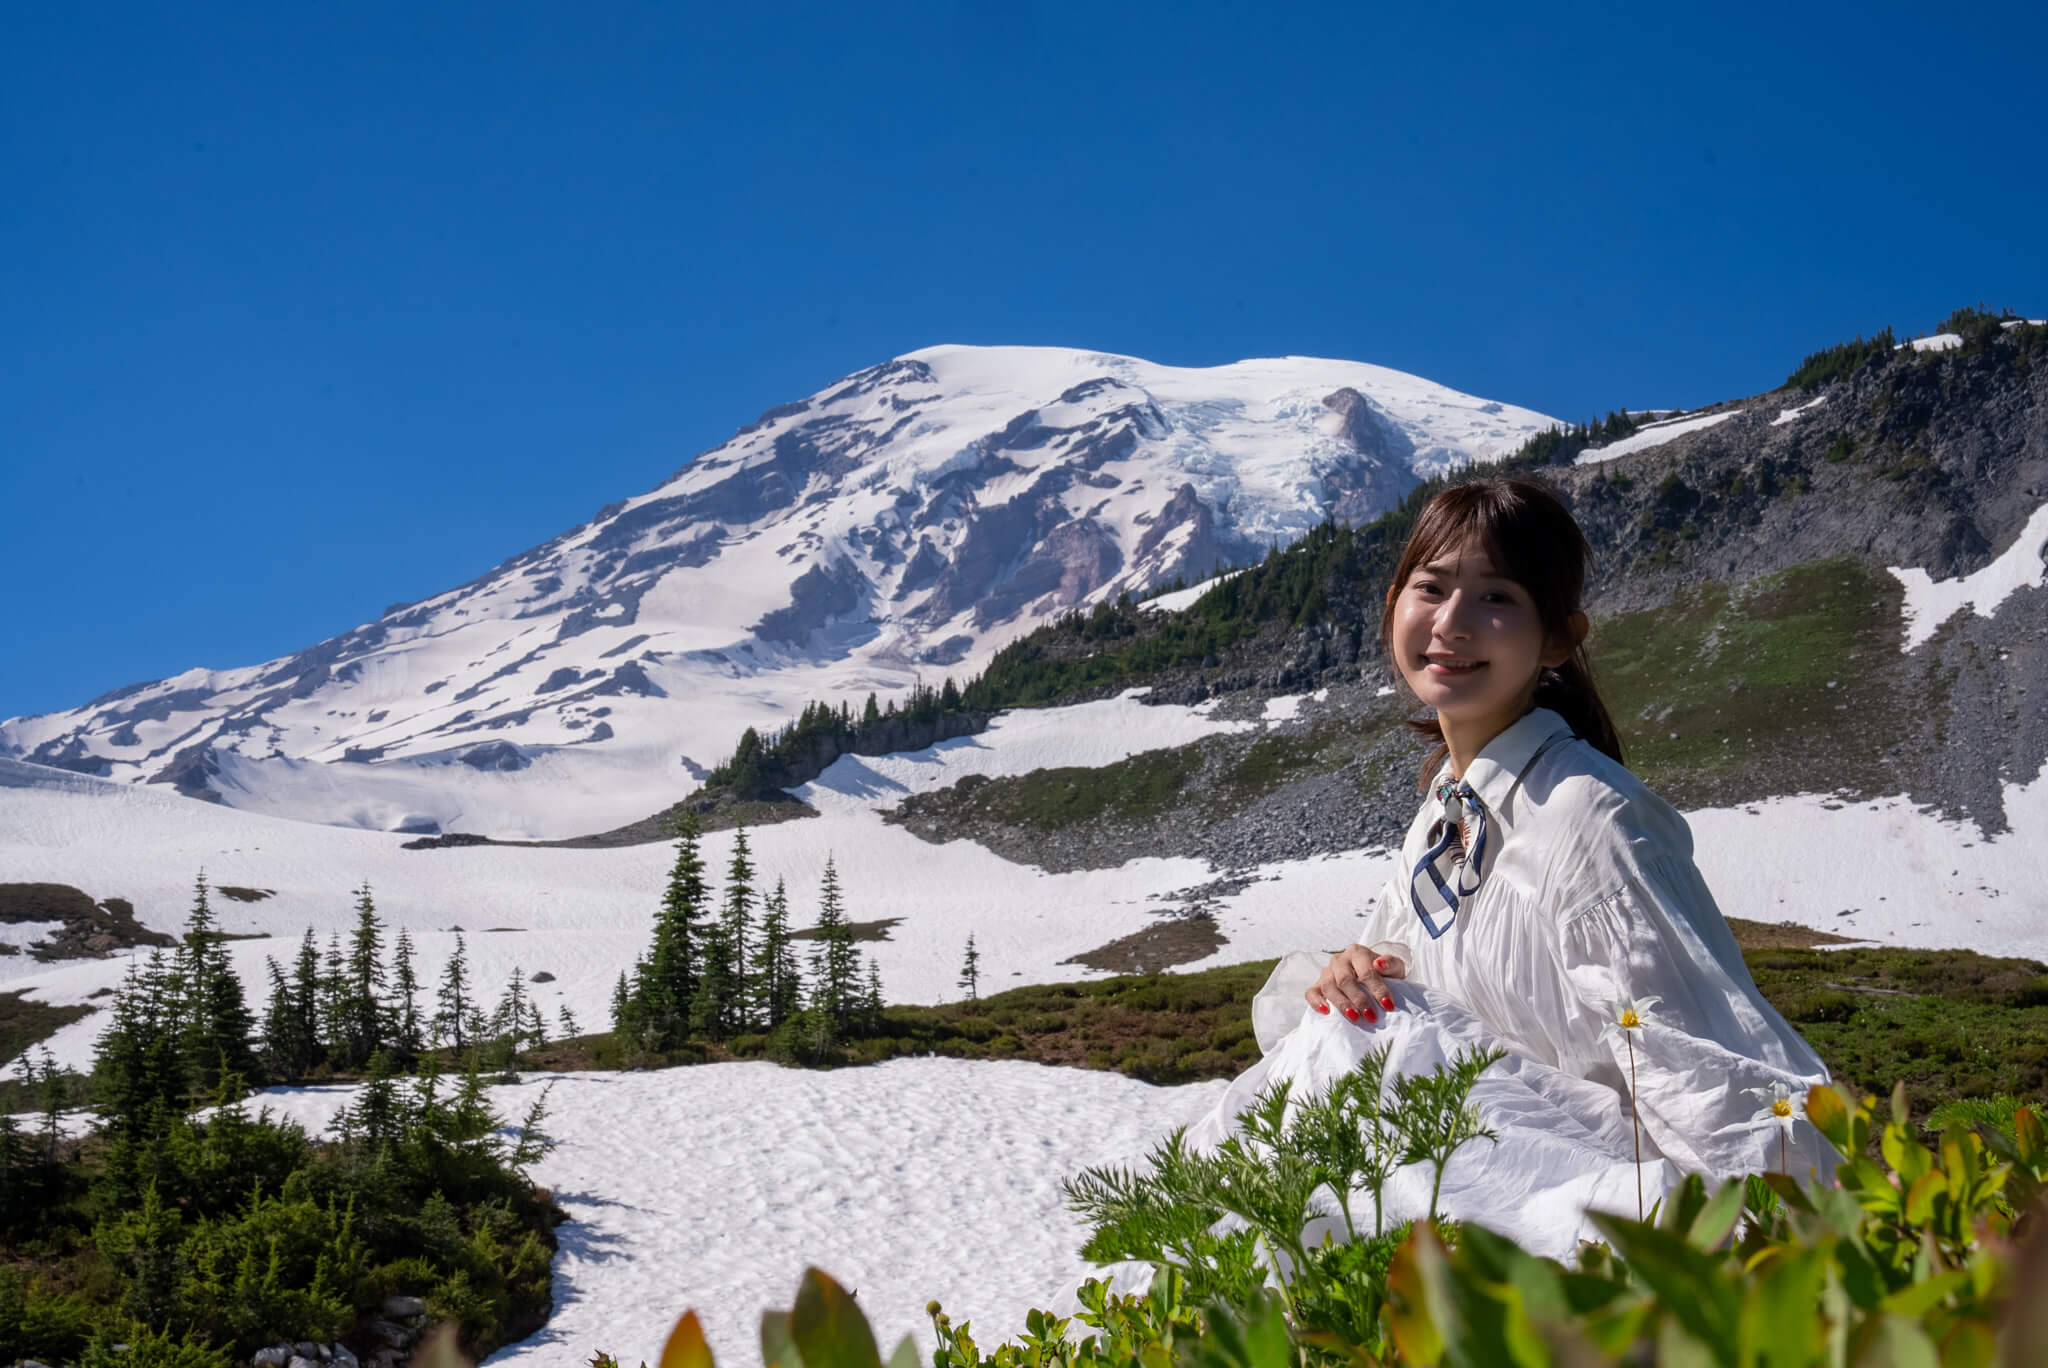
[1188,476,1835,1260]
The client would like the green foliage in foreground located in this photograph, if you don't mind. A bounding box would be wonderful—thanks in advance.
[0,1061,560,1365]
[581,1078,2048,1368]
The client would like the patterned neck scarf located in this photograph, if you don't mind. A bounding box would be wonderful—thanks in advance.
[1409,776,1490,939]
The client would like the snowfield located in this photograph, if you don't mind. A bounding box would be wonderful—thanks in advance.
[9,684,2048,1081]
[246,1061,1226,1368]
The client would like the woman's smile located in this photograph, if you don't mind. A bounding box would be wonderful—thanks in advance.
[1391,535,1570,758]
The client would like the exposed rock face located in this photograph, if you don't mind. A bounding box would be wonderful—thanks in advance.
[1320,388,1421,525]
[753,557,875,649]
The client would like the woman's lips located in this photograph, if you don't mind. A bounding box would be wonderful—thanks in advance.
[1424,658,1486,674]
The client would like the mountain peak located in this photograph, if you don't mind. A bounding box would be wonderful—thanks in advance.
[1,345,1557,838]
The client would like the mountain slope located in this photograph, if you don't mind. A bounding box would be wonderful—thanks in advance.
[876,319,2048,856]
[0,346,1555,839]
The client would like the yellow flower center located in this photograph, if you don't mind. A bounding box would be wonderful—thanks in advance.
[1772,1098,1793,1118]
[1619,1009,1640,1029]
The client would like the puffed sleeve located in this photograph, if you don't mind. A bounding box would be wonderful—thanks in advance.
[1353,877,1414,971]
[1555,853,1839,1184]
[1250,876,1417,1053]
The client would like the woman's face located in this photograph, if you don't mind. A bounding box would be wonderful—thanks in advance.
[1390,535,1570,734]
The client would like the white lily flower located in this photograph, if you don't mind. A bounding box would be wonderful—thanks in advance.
[1746,1083,1807,1136]
[1601,995,1662,1038]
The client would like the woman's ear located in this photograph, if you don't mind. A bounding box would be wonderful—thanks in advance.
[1542,611,1589,668]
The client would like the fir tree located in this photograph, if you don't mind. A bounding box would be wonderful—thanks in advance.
[643,812,710,1044]
[491,968,531,1066]
[291,927,323,1061]
[0,1113,30,1230]
[92,953,189,1141]
[861,960,885,1035]
[436,931,475,1053]
[610,968,634,1037]
[338,880,390,1069]
[689,915,733,1041]
[559,1004,581,1039]
[391,926,424,1061]
[260,951,319,1082]
[174,871,260,1092]
[716,825,757,1035]
[751,877,802,1028]
[958,933,981,1002]
[318,932,348,1062]
[808,855,860,1030]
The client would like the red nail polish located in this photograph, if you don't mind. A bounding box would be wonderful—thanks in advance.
[1381,996,1395,1010]
[1373,957,1387,970]
[1363,1007,1377,1022]
[1315,1002,1329,1014]
[1344,1008,1360,1022]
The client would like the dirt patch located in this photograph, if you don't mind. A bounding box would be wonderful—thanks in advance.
[216,885,276,902]
[0,883,99,925]
[791,917,901,944]
[1724,917,1864,950]
[0,883,177,961]
[1063,915,1227,975]
[0,990,93,1062]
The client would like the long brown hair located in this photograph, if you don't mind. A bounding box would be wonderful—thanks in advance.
[1378,476,1625,784]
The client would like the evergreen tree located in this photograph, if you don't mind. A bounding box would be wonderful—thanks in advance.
[391,926,424,1062]
[174,871,260,1093]
[713,825,757,1035]
[492,967,530,1066]
[92,953,189,1141]
[260,952,318,1082]
[435,931,475,1053]
[861,960,885,1035]
[808,855,860,1030]
[958,933,981,1002]
[861,692,881,727]
[318,932,348,1063]
[643,812,710,1045]
[751,877,802,1028]
[559,1004,581,1039]
[337,880,390,1069]
[610,968,634,1038]
[0,1113,30,1231]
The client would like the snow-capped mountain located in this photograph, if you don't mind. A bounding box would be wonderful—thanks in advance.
[1,345,1555,838]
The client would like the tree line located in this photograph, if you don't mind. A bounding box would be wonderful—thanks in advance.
[1,875,561,1363]
[611,815,885,1059]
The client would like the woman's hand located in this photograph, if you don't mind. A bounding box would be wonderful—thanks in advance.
[1305,946,1407,1024]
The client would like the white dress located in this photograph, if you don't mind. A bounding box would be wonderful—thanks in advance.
[1186,707,1836,1261]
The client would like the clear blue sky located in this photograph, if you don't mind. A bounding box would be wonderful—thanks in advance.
[4,2,2043,722]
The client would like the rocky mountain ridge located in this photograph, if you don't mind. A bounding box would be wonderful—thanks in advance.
[868,319,2048,869]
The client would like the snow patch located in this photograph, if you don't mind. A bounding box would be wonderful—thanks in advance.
[1770,395,1827,427]
[1262,695,1303,724]
[1887,502,2048,650]
[1574,410,1741,466]
[1142,570,1243,614]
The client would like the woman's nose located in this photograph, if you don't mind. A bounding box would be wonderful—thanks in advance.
[1434,590,1475,636]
